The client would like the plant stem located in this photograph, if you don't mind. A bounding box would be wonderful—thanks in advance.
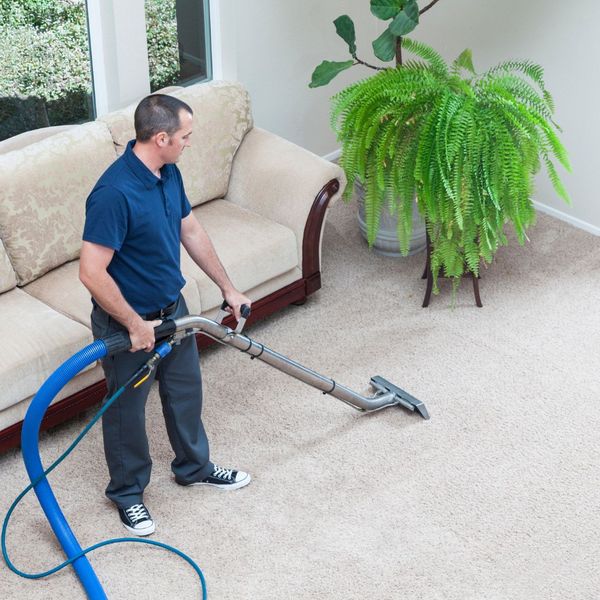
[394,0,442,67]
[353,56,386,71]
[419,0,442,15]
[354,0,446,73]
[395,37,402,66]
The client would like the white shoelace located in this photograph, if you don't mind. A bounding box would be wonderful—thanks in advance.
[213,466,233,481]
[125,503,150,524]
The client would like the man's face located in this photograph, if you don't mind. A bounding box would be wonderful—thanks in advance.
[162,109,193,163]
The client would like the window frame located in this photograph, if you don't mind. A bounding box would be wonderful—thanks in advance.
[87,0,214,118]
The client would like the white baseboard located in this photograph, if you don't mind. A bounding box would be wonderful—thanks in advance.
[321,147,600,237]
[322,148,341,163]
[533,201,600,237]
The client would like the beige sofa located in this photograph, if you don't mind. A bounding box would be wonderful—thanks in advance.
[0,81,345,452]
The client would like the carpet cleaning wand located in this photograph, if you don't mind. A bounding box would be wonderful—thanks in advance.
[189,301,429,418]
[3,303,428,599]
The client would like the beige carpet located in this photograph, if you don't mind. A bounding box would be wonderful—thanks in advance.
[1,200,599,600]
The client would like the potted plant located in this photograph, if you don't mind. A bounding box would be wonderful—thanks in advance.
[309,1,570,298]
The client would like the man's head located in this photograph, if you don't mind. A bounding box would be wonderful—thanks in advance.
[134,94,193,164]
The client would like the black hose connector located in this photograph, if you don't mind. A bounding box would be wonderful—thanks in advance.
[153,319,177,341]
[102,320,177,357]
[102,331,131,356]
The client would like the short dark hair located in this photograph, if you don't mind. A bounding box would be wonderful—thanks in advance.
[134,94,193,142]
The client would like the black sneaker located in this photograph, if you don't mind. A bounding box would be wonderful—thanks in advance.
[118,503,155,536]
[179,465,251,490]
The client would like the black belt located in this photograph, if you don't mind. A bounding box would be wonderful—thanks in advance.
[142,300,177,321]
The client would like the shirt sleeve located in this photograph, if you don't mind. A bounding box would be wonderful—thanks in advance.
[82,186,128,251]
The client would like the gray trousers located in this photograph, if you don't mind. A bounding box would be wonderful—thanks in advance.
[91,294,213,508]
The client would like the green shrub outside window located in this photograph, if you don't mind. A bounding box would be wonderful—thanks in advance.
[0,0,93,141]
[146,0,212,93]
[0,0,193,142]
[146,0,180,92]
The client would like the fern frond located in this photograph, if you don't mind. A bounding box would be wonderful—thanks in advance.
[401,37,448,77]
[330,42,570,291]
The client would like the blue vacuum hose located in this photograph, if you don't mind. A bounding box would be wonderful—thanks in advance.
[2,336,207,599]
[21,340,108,596]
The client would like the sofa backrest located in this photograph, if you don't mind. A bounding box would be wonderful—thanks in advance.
[0,240,17,293]
[98,80,253,207]
[0,121,117,285]
[0,125,76,154]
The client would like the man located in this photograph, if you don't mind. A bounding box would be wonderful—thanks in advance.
[79,94,251,537]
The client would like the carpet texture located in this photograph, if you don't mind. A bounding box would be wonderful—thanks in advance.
[1,201,599,600]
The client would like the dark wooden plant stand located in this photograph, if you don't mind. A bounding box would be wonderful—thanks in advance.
[421,232,483,308]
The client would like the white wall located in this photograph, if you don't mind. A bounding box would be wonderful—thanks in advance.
[85,1,598,232]
[217,0,599,233]
[216,0,381,157]
[411,0,599,233]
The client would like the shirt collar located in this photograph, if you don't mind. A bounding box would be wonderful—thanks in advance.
[123,140,170,189]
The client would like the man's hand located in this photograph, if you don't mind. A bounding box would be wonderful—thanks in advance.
[127,317,162,353]
[222,289,252,321]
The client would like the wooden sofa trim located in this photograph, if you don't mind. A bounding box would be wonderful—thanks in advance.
[0,178,340,453]
[302,179,340,295]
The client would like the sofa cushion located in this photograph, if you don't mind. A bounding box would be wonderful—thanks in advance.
[201,268,302,321]
[22,260,92,326]
[182,200,298,311]
[98,81,253,208]
[0,239,17,293]
[0,121,117,285]
[0,364,104,432]
[0,289,95,412]
[23,259,203,328]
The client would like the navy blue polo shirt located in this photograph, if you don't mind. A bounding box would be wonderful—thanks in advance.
[83,140,191,314]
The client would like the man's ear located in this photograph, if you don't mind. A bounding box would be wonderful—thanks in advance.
[154,131,169,147]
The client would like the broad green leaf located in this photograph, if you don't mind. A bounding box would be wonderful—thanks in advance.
[334,15,357,56]
[389,0,419,36]
[309,60,354,88]
[455,48,476,74]
[371,0,404,21]
[372,27,397,62]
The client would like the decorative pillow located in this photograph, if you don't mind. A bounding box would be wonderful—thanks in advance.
[98,81,253,207]
[169,82,253,206]
[0,121,117,285]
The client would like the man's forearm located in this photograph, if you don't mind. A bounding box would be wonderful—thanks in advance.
[81,269,142,330]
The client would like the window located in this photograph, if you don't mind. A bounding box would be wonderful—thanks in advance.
[0,0,94,142]
[145,0,212,92]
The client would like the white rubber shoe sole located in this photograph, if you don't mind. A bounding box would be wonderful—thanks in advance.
[183,471,251,491]
[121,519,155,536]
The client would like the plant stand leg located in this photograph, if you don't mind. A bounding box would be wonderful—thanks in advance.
[421,231,483,307]
[471,272,483,307]
[422,232,433,307]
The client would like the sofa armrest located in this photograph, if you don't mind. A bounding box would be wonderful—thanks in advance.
[225,127,346,276]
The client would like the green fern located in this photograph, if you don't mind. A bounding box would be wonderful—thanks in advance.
[331,39,570,290]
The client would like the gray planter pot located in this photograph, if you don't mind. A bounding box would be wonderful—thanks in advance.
[355,182,427,257]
